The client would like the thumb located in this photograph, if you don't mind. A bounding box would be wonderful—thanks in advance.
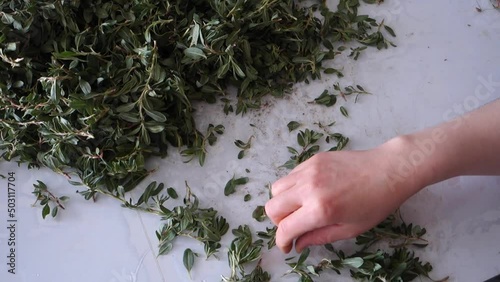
[295,224,361,253]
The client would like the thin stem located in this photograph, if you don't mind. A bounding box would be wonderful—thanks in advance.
[46,189,66,210]
[95,188,164,216]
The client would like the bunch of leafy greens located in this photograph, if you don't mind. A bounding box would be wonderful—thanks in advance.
[0,0,395,195]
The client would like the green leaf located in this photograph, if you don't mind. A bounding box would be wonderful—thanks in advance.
[144,109,167,122]
[167,187,178,199]
[35,180,48,190]
[184,47,207,60]
[287,121,301,132]
[292,57,311,64]
[297,248,310,265]
[158,242,173,256]
[198,151,206,166]
[116,103,136,113]
[42,204,50,219]
[281,159,298,170]
[340,106,349,117]
[244,194,251,202]
[224,176,249,196]
[224,178,237,196]
[324,68,341,75]
[252,206,266,222]
[384,25,397,37]
[313,90,337,107]
[79,79,91,95]
[390,262,407,280]
[183,248,196,277]
[51,206,59,217]
[119,112,141,123]
[233,177,249,185]
[342,257,364,268]
[238,150,245,159]
[145,123,165,133]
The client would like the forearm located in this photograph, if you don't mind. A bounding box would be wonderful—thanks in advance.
[383,99,500,197]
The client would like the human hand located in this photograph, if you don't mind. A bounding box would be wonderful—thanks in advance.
[266,99,500,253]
[265,142,421,253]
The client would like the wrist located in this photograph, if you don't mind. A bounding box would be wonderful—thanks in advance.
[378,135,432,200]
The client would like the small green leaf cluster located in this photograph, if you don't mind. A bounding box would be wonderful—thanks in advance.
[282,129,324,169]
[333,83,371,103]
[311,83,370,109]
[224,175,249,196]
[289,247,437,282]
[326,133,350,151]
[311,90,338,107]
[156,184,229,258]
[181,124,225,166]
[285,215,447,282]
[356,214,429,250]
[234,136,253,159]
[252,205,266,222]
[223,225,266,281]
[32,181,68,219]
[257,226,277,250]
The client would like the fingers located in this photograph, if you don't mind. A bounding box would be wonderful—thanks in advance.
[275,207,325,253]
[295,224,357,253]
[271,172,298,197]
[265,188,302,225]
[272,154,321,196]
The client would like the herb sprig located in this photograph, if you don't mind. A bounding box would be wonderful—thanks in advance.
[32,180,68,219]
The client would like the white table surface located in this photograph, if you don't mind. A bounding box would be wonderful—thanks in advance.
[1,1,500,282]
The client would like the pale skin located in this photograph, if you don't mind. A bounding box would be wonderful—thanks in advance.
[265,99,500,253]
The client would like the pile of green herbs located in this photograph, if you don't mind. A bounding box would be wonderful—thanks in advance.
[0,0,395,188]
[0,0,442,281]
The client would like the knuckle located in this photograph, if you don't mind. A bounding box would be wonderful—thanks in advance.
[309,198,337,223]
[270,181,281,195]
[308,176,322,190]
